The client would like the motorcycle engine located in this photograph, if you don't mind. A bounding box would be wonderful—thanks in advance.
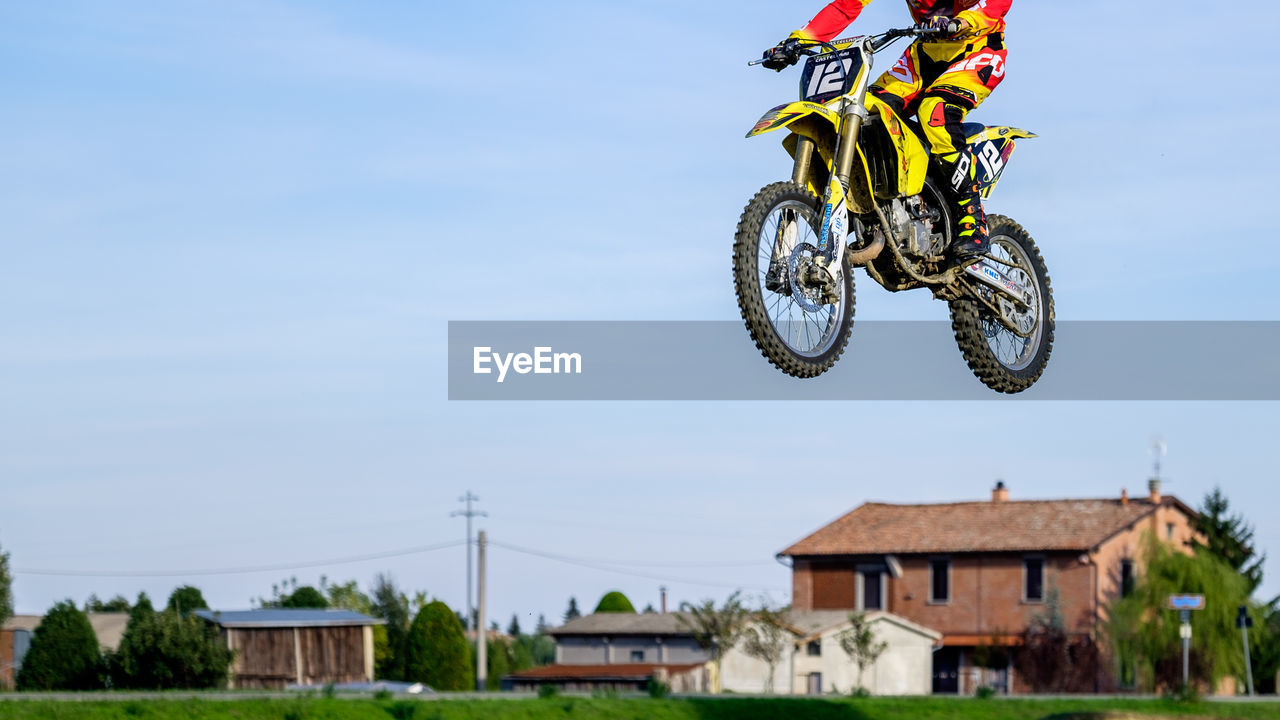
[889,196,946,258]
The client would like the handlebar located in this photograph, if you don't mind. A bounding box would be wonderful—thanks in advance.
[869,23,960,51]
[748,38,819,68]
[750,24,960,67]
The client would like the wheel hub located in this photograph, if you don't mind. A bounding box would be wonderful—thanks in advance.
[788,243,840,311]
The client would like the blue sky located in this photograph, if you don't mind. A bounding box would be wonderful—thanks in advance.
[2,0,1279,625]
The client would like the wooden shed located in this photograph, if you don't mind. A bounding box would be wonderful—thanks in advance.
[195,609,383,689]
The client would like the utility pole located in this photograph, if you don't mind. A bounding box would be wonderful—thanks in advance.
[451,491,486,630]
[476,530,488,692]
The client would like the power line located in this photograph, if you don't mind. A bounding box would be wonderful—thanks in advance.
[488,540,787,592]
[13,540,467,578]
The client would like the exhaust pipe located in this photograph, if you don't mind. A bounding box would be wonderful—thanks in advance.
[844,231,884,265]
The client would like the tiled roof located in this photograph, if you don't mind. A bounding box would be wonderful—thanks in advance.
[506,663,705,680]
[548,612,694,636]
[780,496,1189,556]
[193,609,384,628]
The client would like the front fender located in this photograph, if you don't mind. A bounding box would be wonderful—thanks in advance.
[746,101,840,138]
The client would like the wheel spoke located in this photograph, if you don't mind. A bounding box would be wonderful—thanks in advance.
[751,200,849,358]
[977,235,1041,371]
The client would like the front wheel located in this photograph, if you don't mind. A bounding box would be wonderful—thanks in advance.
[949,215,1055,393]
[733,182,854,378]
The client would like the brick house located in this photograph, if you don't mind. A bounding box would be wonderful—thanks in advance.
[779,480,1199,694]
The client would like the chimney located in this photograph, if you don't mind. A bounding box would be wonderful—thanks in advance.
[660,586,668,614]
[992,480,1009,503]
[1120,488,1129,506]
[1148,478,1161,504]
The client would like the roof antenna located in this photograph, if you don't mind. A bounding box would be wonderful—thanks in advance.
[1148,436,1168,502]
[1149,436,1167,481]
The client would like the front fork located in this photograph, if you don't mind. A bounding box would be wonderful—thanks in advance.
[772,42,875,300]
[815,42,874,273]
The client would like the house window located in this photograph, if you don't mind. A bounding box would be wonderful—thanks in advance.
[1120,559,1134,597]
[807,640,822,657]
[860,571,883,610]
[930,559,950,603]
[1166,522,1175,540]
[1024,557,1044,602]
[630,650,645,662]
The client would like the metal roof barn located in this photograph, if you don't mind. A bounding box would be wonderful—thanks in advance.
[196,609,384,689]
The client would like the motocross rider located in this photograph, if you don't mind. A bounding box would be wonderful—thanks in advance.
[764,0,1011,263]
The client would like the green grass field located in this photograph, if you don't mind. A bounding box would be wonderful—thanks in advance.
[2,696,1279,720]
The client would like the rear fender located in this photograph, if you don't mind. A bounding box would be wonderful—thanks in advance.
[963,125,1036,199]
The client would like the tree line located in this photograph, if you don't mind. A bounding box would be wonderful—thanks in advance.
[12,585,230,690]
[0,571,556,691]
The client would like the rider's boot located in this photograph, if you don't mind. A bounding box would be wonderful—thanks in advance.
[939,151,991,264]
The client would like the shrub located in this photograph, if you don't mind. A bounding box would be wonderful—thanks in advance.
[1165,682,1202,704]
[112,608,233,689]
[485,637,510,691]
[1016,588,1099,692]
[371,574,411,681]
[537,684,559,699]
[647,678,671,699]
[593,591,636,614]
[281,586,328,609]
[404,600,472,691]
[165,585,208,615]
[384,700,419,720]
[975,685,996,699]
[16,600,103,690]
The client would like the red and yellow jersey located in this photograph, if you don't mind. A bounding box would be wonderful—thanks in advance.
[792,0,1011,43]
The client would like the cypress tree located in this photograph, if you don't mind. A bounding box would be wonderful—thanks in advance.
[404,600,472,690]
[17,600,102,690]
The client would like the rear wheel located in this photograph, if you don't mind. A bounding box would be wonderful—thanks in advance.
[733,182,854,378]
[949,215,1054,393]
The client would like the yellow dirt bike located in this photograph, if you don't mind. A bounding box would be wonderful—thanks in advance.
[734,26,1053,393]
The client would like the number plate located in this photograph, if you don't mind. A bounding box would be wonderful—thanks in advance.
[800,48,864,104]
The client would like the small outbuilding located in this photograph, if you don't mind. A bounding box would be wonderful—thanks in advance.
[194,609,383,689]
[719,610,941,695]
